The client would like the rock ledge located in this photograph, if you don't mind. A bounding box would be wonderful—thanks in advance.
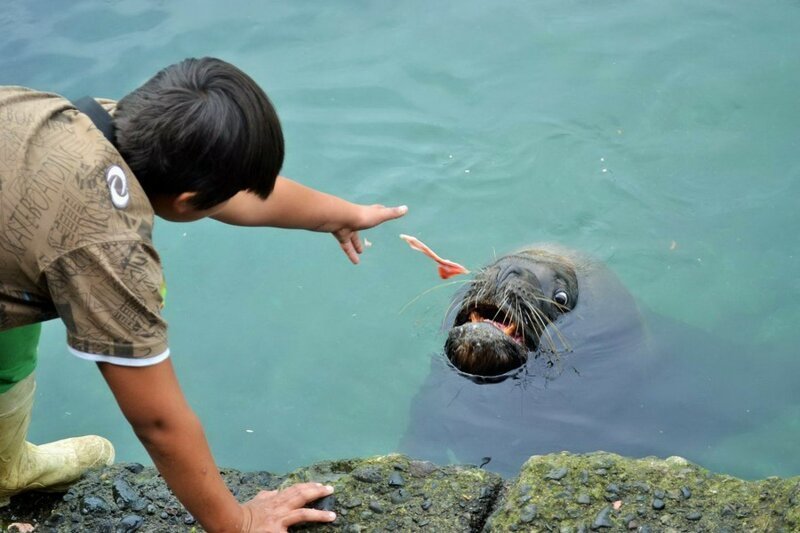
[2,452,799,532]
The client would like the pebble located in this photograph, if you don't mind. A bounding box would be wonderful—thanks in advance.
[124,463,145,474]
[352,467,382,483]
[390,488,410,504]
[680,486,692,499]
[82,496,111,515]
[44,513,65,526]
[591,505,613,529]
[577,494,592,505]
[519,504,538,523]
[421,499,432,511]
[388,472,405,487]
[342,498,363,509]
[652,498,665,510]
[368,501,385,514]
[592,458,615,470]
[183,513,196,525]
[545,467,568,481]
[311,495,336,512]
[409,460,438,476]
[686,511,702,521]
[112,477,146,511]
[117,514,144,532]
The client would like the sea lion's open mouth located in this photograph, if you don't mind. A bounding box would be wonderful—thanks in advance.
[468,308,522,343]
[454,304,527,347]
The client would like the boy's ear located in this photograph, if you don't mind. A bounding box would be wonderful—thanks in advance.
[172,192,199,214]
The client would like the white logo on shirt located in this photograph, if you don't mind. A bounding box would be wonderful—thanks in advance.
[106,165,130,209]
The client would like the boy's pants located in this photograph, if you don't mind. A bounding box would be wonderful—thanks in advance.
[0,324,114,507]
[0,323,41,394]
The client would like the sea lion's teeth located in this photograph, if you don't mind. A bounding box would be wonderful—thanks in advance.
[503,323,517,336]
[470,311,482,322]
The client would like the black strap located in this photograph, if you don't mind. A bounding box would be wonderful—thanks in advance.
[72,96,116,144]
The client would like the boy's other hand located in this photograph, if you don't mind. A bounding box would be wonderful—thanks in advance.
[239,482,335,532]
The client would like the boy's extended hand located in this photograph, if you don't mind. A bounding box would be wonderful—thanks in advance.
[212,178,407,264]
[240,483,336,532]
[333,204,408,264]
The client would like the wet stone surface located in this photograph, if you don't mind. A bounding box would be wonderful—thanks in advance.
[0,454,500,532]
[3,452,800,532]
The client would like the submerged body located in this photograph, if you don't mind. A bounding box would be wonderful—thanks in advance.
[402,245,786,477]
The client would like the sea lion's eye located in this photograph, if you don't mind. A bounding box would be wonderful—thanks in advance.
[553,290,569,307]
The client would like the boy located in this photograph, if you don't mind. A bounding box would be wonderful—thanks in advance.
[0,57,407,532]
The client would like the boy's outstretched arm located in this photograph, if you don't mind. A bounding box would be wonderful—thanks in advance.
[212,176,407,263]
[98,359,335,533]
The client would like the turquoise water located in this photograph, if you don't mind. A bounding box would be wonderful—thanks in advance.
[2,0,799,480]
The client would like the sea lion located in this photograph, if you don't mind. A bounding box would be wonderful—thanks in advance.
[401,244,794,478]
[443,246,580,378]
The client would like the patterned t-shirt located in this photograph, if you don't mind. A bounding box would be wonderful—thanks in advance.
[0,86,169,366]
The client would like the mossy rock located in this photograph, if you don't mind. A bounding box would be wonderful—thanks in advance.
[285,454,503,531]
[485,451,800,532]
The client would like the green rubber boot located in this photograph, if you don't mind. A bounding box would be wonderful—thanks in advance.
[0,374,115,507]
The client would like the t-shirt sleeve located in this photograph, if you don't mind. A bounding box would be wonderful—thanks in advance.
[43,240,169,366]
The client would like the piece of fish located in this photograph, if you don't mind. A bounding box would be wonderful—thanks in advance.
[399,234,470,279]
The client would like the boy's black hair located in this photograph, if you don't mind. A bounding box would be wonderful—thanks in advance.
[114,57,283,209]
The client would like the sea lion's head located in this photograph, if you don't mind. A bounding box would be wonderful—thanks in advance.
[445,248,579,377]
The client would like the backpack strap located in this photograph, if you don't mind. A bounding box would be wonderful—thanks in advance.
[71,96,116,144]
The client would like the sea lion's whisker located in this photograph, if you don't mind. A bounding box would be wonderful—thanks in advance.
[523,303,552,351]
[547,320,572,353]
[527,302,561,354]
[522,295,572,352]
[492,292,512,324]
[528,296,572,351]
[400,280,474,315]
[442,299,463,325]
[515,301,527,347]
[514,300,527,346]
[522,307,547,351]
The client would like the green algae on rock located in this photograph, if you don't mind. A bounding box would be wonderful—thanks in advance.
[485,451,800,532]
[284,454,503,531]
